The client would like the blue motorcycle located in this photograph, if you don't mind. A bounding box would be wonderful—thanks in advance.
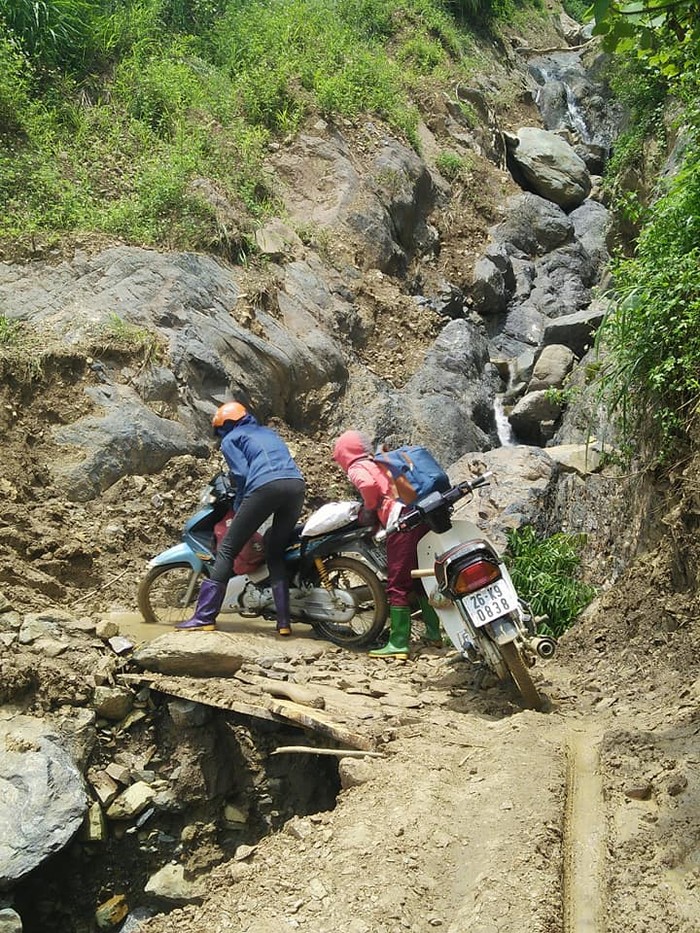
[137,473,388,648]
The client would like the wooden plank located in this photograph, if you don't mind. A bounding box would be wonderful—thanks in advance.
[118,673,277,722]
[265,698,376,751]
[118,672,378,749]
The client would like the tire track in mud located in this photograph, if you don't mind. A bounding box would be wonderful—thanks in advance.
[563,726,606,932]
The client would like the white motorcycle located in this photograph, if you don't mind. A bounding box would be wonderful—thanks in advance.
[398,472,555,710]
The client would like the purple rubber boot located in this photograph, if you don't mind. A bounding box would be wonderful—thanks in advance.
[176,578,225,632]
[271,580,292,636]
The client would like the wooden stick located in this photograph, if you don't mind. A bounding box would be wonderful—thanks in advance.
[514,40,594,55]
[72,568,130,605]
[271,746,385,758]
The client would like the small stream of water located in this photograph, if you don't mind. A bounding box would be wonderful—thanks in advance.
[494,396,516,446]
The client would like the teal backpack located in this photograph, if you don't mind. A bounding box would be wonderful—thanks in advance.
[375,445,450,505]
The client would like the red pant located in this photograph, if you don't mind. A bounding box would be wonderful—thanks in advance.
[386,524,429,607]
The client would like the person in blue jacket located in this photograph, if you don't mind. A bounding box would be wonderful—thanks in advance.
[177,401,305,635]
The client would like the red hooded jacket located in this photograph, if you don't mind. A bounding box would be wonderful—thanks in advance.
[332,431,396,528]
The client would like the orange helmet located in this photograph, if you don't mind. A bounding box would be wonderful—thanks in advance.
[212,401,247,431]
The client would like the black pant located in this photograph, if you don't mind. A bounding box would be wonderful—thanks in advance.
[210,478,305,585]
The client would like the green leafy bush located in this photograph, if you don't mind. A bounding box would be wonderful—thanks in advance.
[505,526,596,638]
[212,0,421,139]
[0,315,22,346]
[597,146,700,463]
[436,150,472,181]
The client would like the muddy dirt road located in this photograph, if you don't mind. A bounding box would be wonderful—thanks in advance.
[132,617,698,933]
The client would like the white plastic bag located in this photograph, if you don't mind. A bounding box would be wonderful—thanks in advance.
[301,501,362,537]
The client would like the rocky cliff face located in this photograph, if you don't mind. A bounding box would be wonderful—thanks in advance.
[0,11,630,611]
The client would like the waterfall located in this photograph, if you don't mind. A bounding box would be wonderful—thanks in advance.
[494,396,516,447]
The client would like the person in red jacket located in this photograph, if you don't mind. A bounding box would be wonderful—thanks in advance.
[332,430,442,659]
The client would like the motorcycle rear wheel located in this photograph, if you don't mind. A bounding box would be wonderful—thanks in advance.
[138,563,203,626]
[311,556,388,648]
[500,641,544,711]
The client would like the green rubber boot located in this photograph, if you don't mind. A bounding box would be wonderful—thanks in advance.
[369,605,411,660]
[418,595,443,647]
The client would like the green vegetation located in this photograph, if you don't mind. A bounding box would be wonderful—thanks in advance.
[92,313,166,367]
[0,0,536,256]
[436,150,472,181]
[597,155,700,461]
[0,317,49,381]
[505,526,596,637]
[0,315,22,347]
[591,0,700,466]
[560,0,588,22]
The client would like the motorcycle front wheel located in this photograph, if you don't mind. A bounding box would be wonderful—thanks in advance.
[500,641,544,711]
[311,556,388,649]
[138,563,203,626]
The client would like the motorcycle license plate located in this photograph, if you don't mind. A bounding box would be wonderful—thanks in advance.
[464,581,518,626]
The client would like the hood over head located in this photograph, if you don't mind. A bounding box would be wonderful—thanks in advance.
[332,430,372,471]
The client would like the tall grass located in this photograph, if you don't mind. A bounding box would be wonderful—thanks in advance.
[0,0,96,71]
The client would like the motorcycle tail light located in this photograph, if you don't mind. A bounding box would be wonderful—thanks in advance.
[451,559,501,595]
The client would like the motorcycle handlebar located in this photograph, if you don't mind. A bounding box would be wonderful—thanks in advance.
[374,472,494,537]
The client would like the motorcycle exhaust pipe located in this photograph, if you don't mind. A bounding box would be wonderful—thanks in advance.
[531,636,557,659]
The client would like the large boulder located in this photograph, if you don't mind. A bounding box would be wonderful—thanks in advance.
[270,129,441,274]
[541,300,608,356]
[506,127,592,210]
[528,345,577,391]
[491,192,573,256]
[447,446,560,550]
[0,716,89,887]
[509,390,564,446]
[340,318,501,466]
[52,383,207,501]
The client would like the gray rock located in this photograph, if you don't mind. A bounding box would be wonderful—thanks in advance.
[545,443,604,475]
[116,908,153,933]
[106,782,156,820]
[541,301,608,356]
[470,256,508,316]
[167,699,212,729]
[570,200,611,275]
[95,619,119,639]
[0,717,88,886]
[254,219,304,259]
[491,193,573,256]
[271,131,438,275]
[406,319,501,459]
[509,391,564,446]
[528,345,577,391]
[92,686,134,721]
[507,127,591,210]
[51,384,208,501]
[0,908,23,933]
[144,863,205,903]
[339,758,376,789]
[132,632,244,676]
[448,447,559,550]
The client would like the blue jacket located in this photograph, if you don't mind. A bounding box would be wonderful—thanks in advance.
[220,414,303,510]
